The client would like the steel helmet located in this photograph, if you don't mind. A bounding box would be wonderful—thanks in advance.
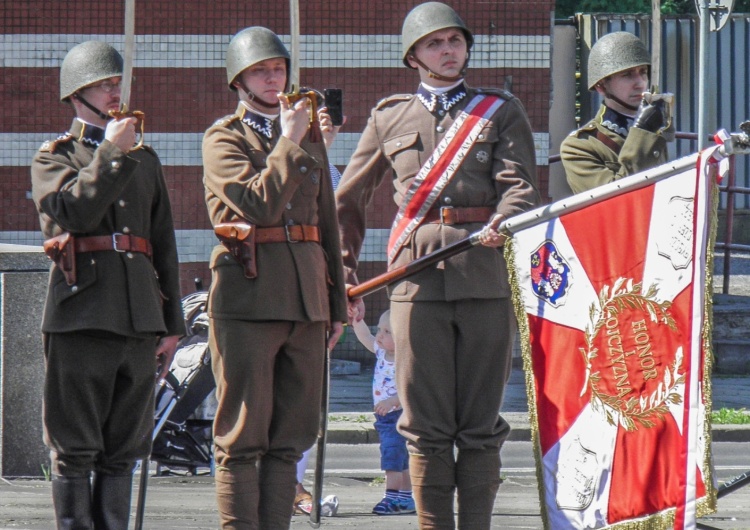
[401,2,474,68]
[226,27,290,90]
[59,41,123,102]
[587,31,650,91]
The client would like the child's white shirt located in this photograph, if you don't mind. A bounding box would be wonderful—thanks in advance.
[372,345,399,408]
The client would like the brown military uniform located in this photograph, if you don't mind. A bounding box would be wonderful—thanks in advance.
[561,103,671,194]
[202,102,346,526]
[336,83,539,526]
[30,118,184,476]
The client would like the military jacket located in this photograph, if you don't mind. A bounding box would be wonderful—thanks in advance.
[30,119,184,337]
[336,83,540,302]
[202,103,347,323]
[561,104,670,194]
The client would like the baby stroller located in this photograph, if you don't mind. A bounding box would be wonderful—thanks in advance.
[134,285,217,529]
[150,286,217,476]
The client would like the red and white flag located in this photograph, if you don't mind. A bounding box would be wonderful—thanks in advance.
[505,149,725,529]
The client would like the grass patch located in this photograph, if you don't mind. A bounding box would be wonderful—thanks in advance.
[711,408,750,424]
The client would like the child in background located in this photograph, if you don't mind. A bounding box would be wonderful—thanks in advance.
[350,307,415,515]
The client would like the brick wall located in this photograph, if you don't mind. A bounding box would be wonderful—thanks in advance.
[1,0,553,359]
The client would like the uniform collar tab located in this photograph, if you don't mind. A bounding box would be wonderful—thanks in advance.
[600,106,633,138]
[72,119,105,147]
[239,107,275,139]
[416,82,467,114]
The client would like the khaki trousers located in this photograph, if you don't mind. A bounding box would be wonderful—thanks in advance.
[391,298,514,529]
[209,318,326,529]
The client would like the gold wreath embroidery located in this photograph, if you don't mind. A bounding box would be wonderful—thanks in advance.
[580,278,685,431]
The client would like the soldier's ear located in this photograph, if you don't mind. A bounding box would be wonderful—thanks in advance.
[406,54,418,69]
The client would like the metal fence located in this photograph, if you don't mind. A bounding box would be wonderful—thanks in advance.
[577,13,750,209]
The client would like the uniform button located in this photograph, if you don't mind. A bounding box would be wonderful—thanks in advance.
[438,110,445,116]
[122,226,130,234]
[224,255,231,261]
[71,285,78,293]
[396,141,402,148]
[444,196,452,205]
[287,219,295,225]
[126,252,134,259]
[436,125,445,133]
[111,160,121,170]
[286,202,292,210]
[118,199,126,207]
[478,134,485,140]
[653,150,660,158]
[300,166,308,173]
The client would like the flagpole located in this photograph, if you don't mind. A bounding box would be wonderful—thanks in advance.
[503,153,701,235]
[347,153,704,301]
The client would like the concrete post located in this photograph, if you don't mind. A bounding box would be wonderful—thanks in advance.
[0,244,50,478]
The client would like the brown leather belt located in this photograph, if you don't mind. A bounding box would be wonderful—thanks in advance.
[74,234,153,257]
[256,225,320,243]
[423,206,494,225]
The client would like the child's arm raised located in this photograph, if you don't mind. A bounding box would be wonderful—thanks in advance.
[349,306,376,353]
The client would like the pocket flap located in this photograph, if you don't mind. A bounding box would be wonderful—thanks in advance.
[384,132,419,157]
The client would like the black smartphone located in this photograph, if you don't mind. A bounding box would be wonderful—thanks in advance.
[324,88,344,126]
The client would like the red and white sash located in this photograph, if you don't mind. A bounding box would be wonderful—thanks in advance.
[387,94,505,265]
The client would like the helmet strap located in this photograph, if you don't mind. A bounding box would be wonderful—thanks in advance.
[408,52,469,83]
[73,93,110,121]
[236,79,281,113]
[595,81,638,112]
[603,88,640,113]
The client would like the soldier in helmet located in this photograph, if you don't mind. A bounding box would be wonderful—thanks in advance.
[336,2,539,527]
[201,26,346,528]
[561,31,675,194]
[30,41,184,529]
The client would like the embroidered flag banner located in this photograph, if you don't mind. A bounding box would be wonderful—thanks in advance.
[505,149,725,530]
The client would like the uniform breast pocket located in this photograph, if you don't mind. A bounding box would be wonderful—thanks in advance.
[383,132,422,181]
[299,167,322,197]
[463,125,498,172]
[247,148,268,171]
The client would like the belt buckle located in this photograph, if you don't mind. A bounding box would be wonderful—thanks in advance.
[439,206,454,225]
[111,233,125,252]
[285,224,299,243]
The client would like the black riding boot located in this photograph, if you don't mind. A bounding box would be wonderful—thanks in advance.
[91,473,133,530]
[51,475,93,530]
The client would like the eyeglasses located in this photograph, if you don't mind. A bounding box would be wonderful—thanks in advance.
[86,80,121,93]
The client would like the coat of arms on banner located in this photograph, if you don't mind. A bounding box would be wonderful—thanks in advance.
[531,240,572,307]
[655,196,694,270]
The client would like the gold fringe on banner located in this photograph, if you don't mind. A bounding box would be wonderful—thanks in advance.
[504,238,551,530]
[502,156,723,528]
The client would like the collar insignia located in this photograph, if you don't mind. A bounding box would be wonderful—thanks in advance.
[240,108,274,139]
[416,84,467,115]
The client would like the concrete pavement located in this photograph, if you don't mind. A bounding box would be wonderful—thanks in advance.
[1,362,749,529]
[2,447,749,529]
